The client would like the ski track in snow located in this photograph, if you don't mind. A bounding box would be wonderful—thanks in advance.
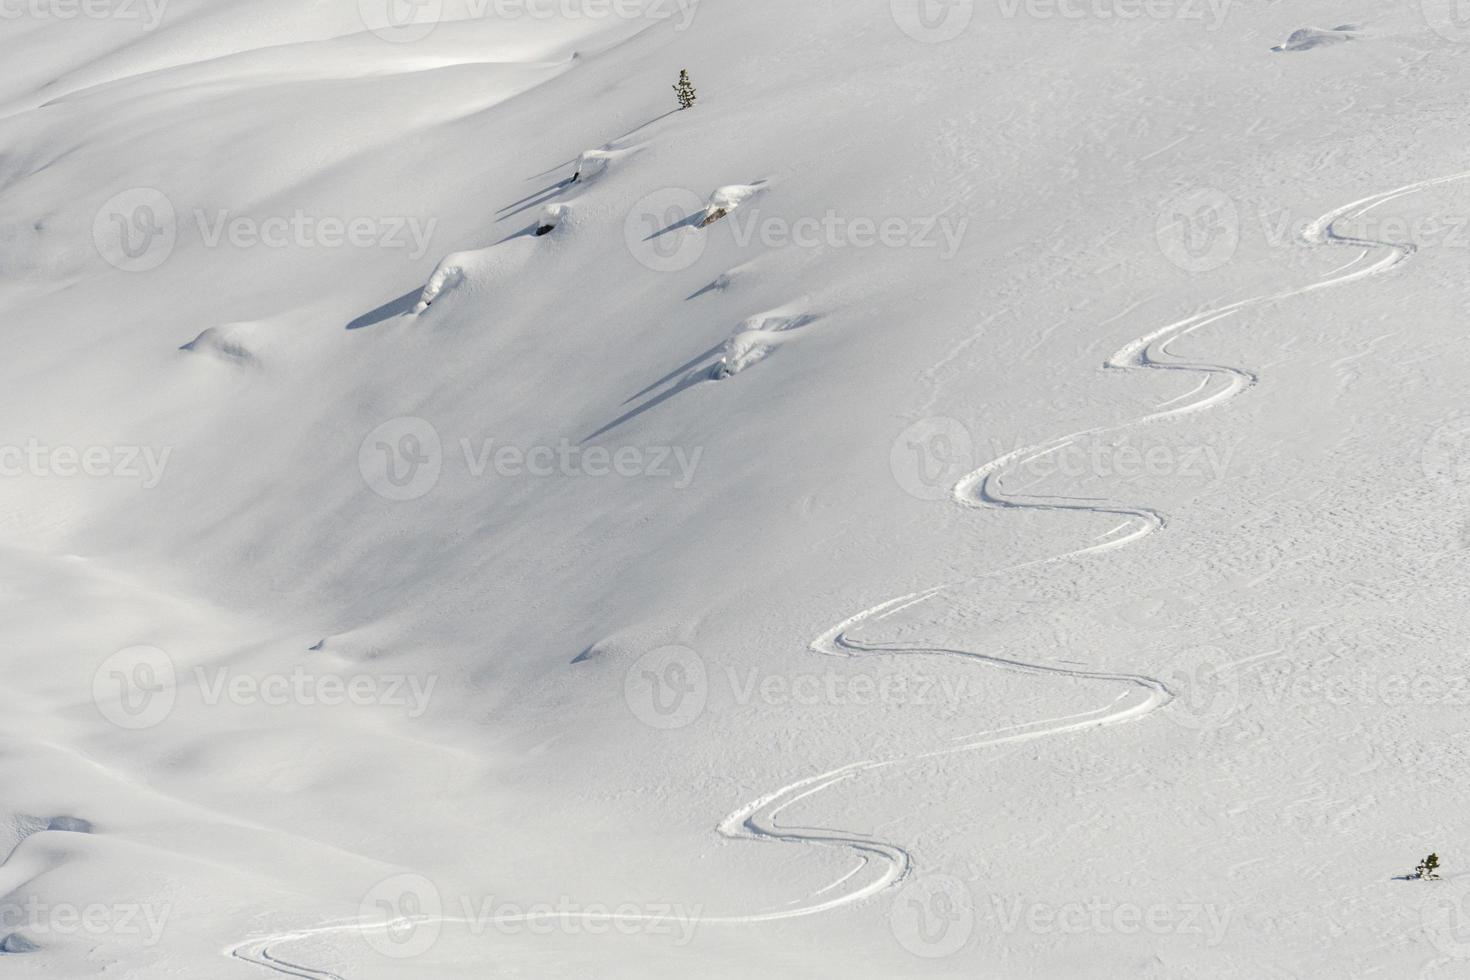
[225,172,1470,975]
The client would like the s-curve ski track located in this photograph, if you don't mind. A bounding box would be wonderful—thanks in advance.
[230,173,1470,974]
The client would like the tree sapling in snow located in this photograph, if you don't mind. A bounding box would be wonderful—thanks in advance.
[1415,853,1442,880]
[673,70,697,110]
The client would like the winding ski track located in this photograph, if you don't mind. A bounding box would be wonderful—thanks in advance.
[228,173,1470,975]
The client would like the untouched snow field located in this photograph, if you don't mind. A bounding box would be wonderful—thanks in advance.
[4,0,1470,976]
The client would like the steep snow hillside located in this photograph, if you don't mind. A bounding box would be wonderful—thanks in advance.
[3,0,1470,977]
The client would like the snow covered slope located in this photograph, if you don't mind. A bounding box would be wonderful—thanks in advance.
[4,0,1470,976]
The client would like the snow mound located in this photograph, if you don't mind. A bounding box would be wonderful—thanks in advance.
[700,183,766,227]
[711,309,818,379]
[1273,26,1359,51]
[2,813,92,864]
[413,258,468,314]
[572,148,633,183]
[535,203,567,237]
[412,237,537,316]
[179,323,262,364]
[0,934,38,954]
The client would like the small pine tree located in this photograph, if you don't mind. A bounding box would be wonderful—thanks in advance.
[673,69,697,110]
[1416,853,1441,880]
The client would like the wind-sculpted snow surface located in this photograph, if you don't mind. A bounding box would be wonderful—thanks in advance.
[225,174,1470,976]
[7,2,1470,977]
